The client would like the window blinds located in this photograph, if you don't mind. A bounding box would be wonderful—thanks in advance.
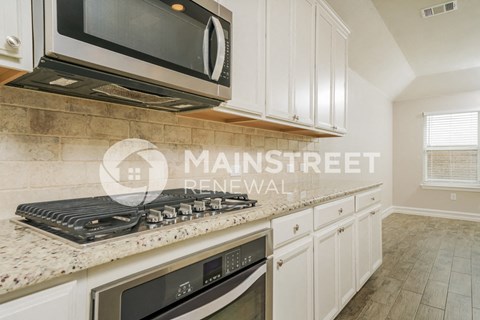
[424,112,479,183]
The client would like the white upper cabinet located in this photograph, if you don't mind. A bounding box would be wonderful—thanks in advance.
[266,0,315,126]
[0,0,33,74]
[219,0,266,116]
[315,1,349,134]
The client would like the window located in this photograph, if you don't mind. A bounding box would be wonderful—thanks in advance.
[423,111,479,187]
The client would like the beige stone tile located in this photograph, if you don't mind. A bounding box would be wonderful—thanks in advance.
[414,304,444,320]
[232,134,249,147]
[129,121,165,142]
[449,272,472,296]
[250,135,265,148]
[177,116,204,128]
[0,87,68,111]
[29,162,88,188]
[204,121,226,131]
[29,109,87,136]
[429,264,451,284]
[445,292,472,320]
[68,98,109,116]
[403,270,430,294]
[0,134,59,161]
[452,256,472,274]
[388,290,422,320]
[0,105,28,134]
[191,128,215,145]
[242,127,257,135]
[421,280,448,309]
[143,109,177,124]
[288,140,299,150]
[371,277,403,306]
[387,261,414,282]
[164,125,191,144]
[357,300,391,320]
[455,244,471,259]
[0,162,29,190]
[474,308,480,320]
[277,138,289,150]
[61,138,109,161]
[106,104,148,121]
[214,131,234,146]
[473,275,480,309]
[86,116,129,139]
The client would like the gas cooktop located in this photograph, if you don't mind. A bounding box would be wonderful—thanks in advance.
[14,189,257,246]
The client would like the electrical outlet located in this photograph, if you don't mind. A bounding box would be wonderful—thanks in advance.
[450,193,457,201]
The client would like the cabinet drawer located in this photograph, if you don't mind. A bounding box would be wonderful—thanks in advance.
[355,188,381,212]
[314,196,354,230]
[272,208,313,249]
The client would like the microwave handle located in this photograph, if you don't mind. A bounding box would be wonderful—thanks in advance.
[203,18,212,77]
[210,16,226,81]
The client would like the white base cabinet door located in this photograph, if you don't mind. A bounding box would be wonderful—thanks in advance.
[371,205,383,271]
[355,209,372,289]
[338,217,355,308]
[0,281,83,320]
[273,236,314,320]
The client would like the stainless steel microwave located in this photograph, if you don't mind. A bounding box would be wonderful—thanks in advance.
[11,0,232,112]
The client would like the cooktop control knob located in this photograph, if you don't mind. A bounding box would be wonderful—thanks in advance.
[163,206,177,219]
[179,203,192,215]
[211,198,222,210]
[193,200,206,212]
[147,209,163,223]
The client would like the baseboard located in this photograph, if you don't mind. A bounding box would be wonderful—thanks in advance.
[391,206,480,222]
[381,206,395,220]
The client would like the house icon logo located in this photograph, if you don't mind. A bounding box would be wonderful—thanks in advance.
[99,139,168,206]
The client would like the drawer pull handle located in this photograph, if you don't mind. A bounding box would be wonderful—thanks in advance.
[277,260,284,268]
[293,224,300,233]
[338,208,343,215]
[338,227,344,233]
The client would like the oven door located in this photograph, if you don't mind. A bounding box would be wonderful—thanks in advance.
[42,0,231,99]
[150,261,272,320]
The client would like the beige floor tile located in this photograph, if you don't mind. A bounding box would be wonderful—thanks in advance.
[452,256,472,274]
[449,272,472,296]
[421,280,448,309]
[414,304,444,320]
[445,292,472,320]
[371,277,403,307]
[388,290,422,320]
[403,270,430,294]
[474,308,480,320]
[357,300,391,320]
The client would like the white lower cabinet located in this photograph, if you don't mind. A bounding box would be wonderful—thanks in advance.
[314,215,355,320]
[0,281,86,320]
[355,209,372,289]
[273,237,314,320]
[371,205,383,271]
[272,209,314,320]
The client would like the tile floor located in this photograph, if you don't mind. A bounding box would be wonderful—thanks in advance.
[335,213,480,320]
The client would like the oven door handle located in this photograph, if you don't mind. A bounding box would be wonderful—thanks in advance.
[210,16,226,81]
[171,263,266,320]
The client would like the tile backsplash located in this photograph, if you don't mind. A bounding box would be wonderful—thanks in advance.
[0,86,321,219]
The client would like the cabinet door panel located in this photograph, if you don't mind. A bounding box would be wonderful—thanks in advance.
[338,218,355,307]
[355,210,372,290]
[371,206,383,271]
[333,29,347,133]
[314,227,338,320]
[293,0,315,126]
[315,5,333,130]
[273,237,314,320]
[266,0,292,121]
[220,0,265,116]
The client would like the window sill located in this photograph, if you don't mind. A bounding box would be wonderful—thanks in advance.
[421,183,480,192]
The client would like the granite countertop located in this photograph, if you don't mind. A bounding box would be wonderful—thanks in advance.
[0,180,381,296]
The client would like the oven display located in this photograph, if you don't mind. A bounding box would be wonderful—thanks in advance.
[203,257,222,285]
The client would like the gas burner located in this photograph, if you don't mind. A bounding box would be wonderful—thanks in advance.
[14,189,257,246]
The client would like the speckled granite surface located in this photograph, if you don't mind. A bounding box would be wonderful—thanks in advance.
[0,180,381,296]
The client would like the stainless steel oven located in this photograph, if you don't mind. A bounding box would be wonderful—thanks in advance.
[10,0,232,112]
[91,230,272,320]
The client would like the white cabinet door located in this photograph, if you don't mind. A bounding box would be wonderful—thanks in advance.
[292,0,315,126]
[0,0,32,72]
[332,29,348,133]
[355,209,372,290]
[219,0,265,116]
[273,237,314,320]
[314,225,339,320]
[338,217,355,308]
[315,3,334,130]
[0,281,80,320]
[371,206,383,272]
[266,0,293,121]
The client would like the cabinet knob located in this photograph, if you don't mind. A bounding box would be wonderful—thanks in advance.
[332,125,338,130]
[370,211,376,215]
[277,259,284,268]
[338,227,344,234]
[371,197,376,201]
[293,224,300,233]
[5,35,21,49]
[292,115,299,121]
[338,208,343,215]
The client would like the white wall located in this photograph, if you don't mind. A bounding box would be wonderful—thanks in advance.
[394,90,480,214]
[320,69,393,210]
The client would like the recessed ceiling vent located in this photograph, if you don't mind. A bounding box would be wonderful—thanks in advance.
[421,1,457,18]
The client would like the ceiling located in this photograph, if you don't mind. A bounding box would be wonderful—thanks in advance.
[371,0,480,76]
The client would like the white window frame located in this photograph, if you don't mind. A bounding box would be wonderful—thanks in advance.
[421,110,480,191]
